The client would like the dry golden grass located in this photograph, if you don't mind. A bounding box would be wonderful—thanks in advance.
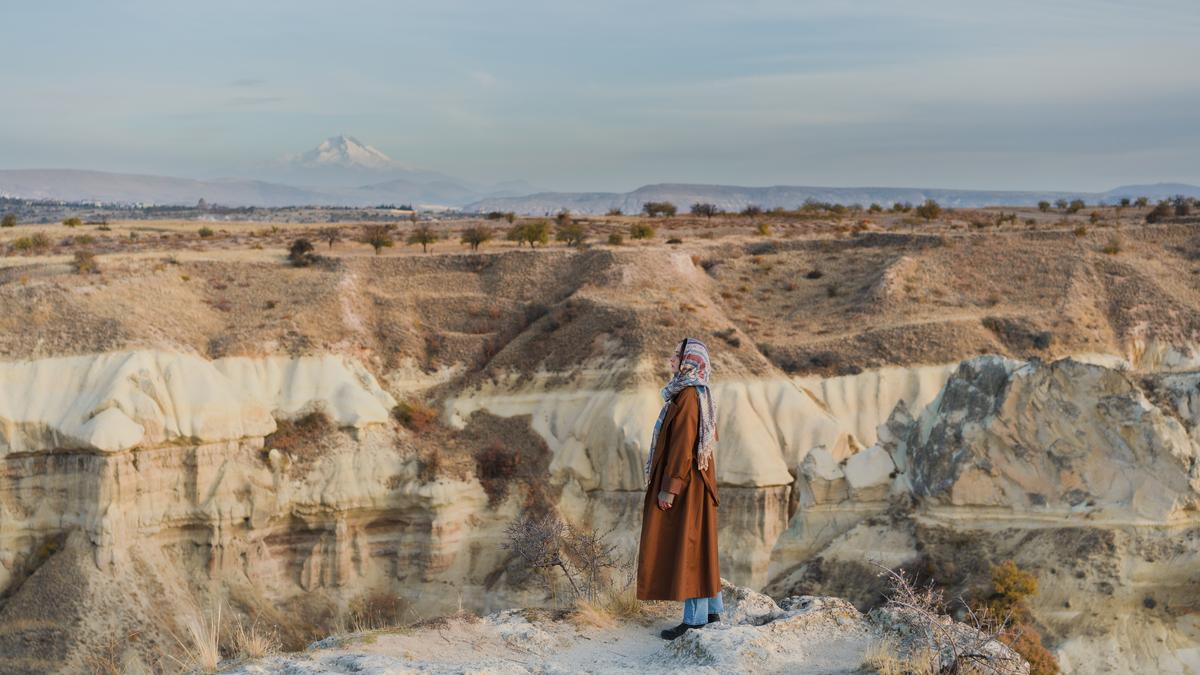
[861,636,938,675]
[569,598,617,629]
[232,617,279,660]
[568,577,646,630]
[169,600,223,674]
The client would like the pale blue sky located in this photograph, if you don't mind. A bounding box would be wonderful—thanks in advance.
[2,0,1198,191]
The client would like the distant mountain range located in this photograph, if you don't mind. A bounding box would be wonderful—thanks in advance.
[464,182,1200,215]
[0,135,1196,212]
[0,136,538,209]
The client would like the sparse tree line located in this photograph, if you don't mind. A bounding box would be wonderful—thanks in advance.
[282,212,662,266]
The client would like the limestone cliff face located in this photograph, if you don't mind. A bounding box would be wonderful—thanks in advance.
[2,346,1200,673]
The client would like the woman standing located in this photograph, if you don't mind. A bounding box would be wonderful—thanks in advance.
[636,337,722,640]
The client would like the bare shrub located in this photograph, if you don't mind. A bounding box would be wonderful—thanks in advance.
[629,223,655,240]
[12,231,51,252]
[287,238,317,267]
[504,514,623,606]
[72,249,100,274]
[392,399,438,433]
[915,199,942,221]
[475,441,521,506]
[505,514,580,597]
[872,563,1027,675]
[264,411,332,458]
[318,227,341,248]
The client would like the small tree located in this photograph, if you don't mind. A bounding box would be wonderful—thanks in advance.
[642,201,677,217]
[690,202,719,218]
[1174,195,1192,217]
[1119,197,1131,208]
[1067,199,1086,214]
[555,209,573,229]
[287,238,317,267]
[556,222,588,247]
[361,224,394,254]
[606,207,623,216]
[504,212,516,224]
[1,214,16,228]
[1037,201,1051,212]
[741,205,763,217]
[868,203,883,213]
[915,199,942,221]
[62,217,82,227]
[407,224,439,253]
[461,225,494,251]
[1135,196,1149,208]
[198,226,215,238]
[317,227,341,249]
[523,220,551,247]
[507,223,528,247]
[1054,198,1069,210]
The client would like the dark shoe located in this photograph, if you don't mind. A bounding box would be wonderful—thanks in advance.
[707,613,721,624]
[660,622,704,640]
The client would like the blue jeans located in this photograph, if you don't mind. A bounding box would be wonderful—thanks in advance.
[683,592,725,625]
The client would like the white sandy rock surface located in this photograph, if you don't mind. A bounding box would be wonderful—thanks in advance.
[226,581,1027,674]
[0,350,396,454]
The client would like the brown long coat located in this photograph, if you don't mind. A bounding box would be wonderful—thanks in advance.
[636,386,720,601]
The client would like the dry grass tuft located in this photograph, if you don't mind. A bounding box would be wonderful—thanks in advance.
[83,630,140,674]
[861,637,938,675]
[232,617,279,660]
[170,601,222,674]
[570,598,617,629]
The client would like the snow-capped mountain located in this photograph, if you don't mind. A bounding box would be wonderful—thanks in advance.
[288,135,399,170]
[0,136,542,208]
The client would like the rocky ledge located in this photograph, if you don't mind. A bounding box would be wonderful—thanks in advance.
[227,581,1029,674]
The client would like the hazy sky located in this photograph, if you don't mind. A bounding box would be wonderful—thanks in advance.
[3,0,1198,192]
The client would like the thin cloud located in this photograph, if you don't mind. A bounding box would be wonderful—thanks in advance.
[228,95,284,106]
[230,78,266,87]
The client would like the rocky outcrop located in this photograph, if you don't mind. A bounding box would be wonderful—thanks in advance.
[0,350,396,454]
[227,581,1028,674]
[904,356,1200,520]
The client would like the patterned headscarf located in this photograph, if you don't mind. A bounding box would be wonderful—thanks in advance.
[644,337,718,484]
